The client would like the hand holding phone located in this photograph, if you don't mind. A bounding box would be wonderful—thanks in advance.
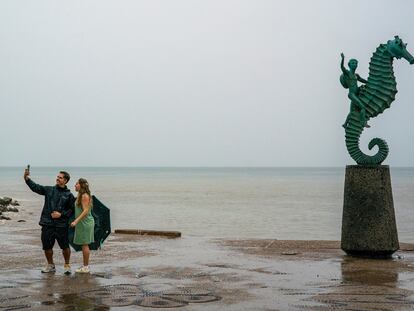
[24,165,30,181]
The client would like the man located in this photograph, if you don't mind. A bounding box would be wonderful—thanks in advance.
[24,168,75,274]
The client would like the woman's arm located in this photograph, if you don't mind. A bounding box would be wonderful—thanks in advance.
[70,194,91,227]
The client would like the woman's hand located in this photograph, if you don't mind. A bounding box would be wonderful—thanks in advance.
[70,220,77,228]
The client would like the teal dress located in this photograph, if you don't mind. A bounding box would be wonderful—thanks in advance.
[73,200,95,245]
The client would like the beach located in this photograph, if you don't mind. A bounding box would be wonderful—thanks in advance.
[2,199,414,310]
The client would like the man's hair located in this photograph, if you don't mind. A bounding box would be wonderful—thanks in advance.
[59,171,70,183]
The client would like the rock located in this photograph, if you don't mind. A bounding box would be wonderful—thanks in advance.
[17,220,26,223]
[7,207,19,212]
[0,215,11,220]
[0,197,20,209]
[0,197,12,205]
[281,251,298,255]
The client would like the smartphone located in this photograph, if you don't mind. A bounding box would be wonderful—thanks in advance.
[27,165,30,172]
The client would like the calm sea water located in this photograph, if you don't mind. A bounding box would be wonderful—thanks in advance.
[1,167,413,241]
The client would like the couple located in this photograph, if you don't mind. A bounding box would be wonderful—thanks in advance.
[24,168,95,274]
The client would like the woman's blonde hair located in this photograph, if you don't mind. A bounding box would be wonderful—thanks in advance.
[76,178,92,207]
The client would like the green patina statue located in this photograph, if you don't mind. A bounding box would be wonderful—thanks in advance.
[340,54,369,128]
[340,36,414,165]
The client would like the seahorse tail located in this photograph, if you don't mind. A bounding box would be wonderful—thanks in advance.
[345,115,389,165]
[367,138,389,164]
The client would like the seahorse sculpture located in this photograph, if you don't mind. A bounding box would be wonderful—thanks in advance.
[341,36,414,165]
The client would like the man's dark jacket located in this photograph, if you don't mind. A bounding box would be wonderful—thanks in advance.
[26,178,75,227]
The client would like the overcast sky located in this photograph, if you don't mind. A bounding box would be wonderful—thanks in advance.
[1,0,413,167]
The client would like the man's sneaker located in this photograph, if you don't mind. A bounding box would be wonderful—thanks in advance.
[75,266,90,274]
[41,264,56,273]
[63,264,72,275]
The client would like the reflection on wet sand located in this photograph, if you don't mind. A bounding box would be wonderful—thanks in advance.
[308,257,414,311]
[341,256,399,285]
[39,273,110,311]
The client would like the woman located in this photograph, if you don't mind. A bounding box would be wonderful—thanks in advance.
[71,178,94,273]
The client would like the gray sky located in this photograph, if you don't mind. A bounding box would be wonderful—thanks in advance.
[1,0,414,167]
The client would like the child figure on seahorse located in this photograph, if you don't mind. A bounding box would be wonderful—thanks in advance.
[340,52,370,128]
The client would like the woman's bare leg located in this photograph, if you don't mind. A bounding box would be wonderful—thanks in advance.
[82,245,90,266]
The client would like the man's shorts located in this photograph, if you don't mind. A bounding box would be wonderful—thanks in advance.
[41,226,69,250]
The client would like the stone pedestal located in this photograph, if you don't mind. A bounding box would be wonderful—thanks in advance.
[341,165,399,258]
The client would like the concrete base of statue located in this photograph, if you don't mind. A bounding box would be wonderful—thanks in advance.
[341,165,399,258]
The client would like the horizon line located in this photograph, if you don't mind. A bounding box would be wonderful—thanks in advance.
[1,165,414,168]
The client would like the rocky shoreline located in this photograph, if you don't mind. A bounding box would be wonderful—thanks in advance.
[0,196,21,220]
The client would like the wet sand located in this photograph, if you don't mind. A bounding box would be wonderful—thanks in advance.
[2,202,414,310]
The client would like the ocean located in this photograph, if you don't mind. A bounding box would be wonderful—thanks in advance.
[1,167,413,242]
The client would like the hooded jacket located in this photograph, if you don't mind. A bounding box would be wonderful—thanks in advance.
[26,178,75,227]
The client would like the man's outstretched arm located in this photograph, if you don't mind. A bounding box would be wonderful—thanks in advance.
[24,169,46,195]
